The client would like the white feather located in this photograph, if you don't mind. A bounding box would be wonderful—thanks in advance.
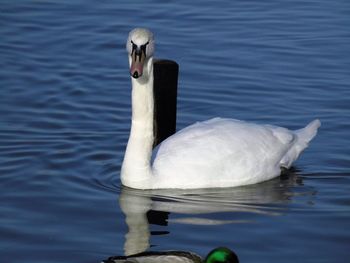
[151,118,320,189]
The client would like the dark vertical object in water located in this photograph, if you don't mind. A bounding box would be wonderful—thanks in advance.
[153,59,179,148]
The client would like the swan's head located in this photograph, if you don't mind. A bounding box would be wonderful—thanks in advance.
[126,28,155,79]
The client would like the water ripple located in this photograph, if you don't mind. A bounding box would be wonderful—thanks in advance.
[1,0,350,262]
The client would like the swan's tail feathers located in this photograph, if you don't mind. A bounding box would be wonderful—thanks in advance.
[280,119,321,169]
[295,119,321,144]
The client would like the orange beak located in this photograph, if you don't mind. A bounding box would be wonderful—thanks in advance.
[130,48,146,79]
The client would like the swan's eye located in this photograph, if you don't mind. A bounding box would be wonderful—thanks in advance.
[131,41,150,61]
[131,41,137,53]
[140,41,149,55]
[131,41,149,51]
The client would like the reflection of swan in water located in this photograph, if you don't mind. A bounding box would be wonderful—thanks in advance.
[116,172,315,256]
[103,247,239,263]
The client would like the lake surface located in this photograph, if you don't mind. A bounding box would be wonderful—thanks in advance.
[1,0,350,262]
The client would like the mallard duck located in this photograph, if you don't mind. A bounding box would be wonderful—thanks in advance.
[103,247,239,263]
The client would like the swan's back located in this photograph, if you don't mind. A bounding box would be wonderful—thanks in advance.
[152,118,320,189]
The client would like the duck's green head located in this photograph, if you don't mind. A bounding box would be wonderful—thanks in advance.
[204,247,239,263]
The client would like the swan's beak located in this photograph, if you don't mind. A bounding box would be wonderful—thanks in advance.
[130,49,146,79]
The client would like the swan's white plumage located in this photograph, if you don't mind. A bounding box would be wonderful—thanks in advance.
[121,28,321,190]
[151,118,320,189]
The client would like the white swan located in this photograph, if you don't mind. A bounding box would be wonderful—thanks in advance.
[121,28,321,190]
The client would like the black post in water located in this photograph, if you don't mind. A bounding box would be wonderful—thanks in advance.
[153,59,179,148]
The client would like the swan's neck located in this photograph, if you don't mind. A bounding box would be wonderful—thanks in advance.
[121,58,154,189]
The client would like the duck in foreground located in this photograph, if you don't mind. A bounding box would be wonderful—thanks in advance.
[103,247,239,263]
[121,28,321,190]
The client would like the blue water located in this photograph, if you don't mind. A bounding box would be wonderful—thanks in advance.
[1,0,350,262]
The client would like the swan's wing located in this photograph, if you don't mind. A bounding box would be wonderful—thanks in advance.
[152,118,296,188]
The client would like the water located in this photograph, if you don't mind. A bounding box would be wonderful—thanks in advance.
[1,0,349,262]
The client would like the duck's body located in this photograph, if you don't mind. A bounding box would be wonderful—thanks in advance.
[103,247,239,263]
[104,251,202,263]
[121,28,320,190]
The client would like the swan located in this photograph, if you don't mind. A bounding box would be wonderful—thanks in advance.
[121,28,321,190]
[103,247,239,263]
